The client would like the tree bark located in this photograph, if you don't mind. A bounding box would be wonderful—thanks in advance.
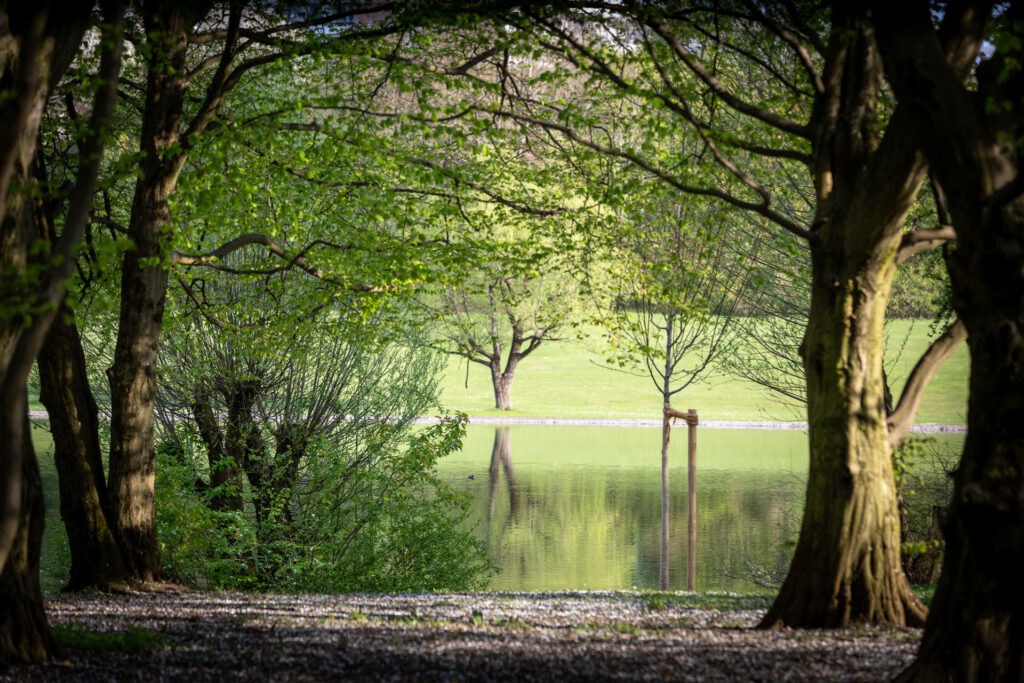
[761,232,926,627]
[490,359,516,410]
[0,411,56,664]
[872,3,1024,677]
[38,306,133,591]
[106,4,190,582]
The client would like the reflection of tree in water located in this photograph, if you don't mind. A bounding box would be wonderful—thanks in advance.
[487,428,520,534]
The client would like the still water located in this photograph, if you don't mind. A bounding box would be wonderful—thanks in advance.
[438,425,811,594]
[35,422,960,594]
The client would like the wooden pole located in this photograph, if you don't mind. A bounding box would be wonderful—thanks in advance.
[687,408,698,591]
[660,406,670,591]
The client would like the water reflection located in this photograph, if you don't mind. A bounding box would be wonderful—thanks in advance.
[443,425,960,593]
[445,425,810,592]
[487,428,519,532]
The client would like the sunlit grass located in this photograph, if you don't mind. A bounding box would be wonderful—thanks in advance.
[437,319,968,424]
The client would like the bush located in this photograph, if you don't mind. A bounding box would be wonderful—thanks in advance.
[156,416,494,592]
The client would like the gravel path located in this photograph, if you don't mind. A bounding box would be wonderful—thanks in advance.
[4,591,921,681]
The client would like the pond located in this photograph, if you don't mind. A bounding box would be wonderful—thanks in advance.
[32,422,961,594]
[437,425,961,594]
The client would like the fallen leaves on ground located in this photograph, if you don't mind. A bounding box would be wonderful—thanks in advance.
[3,591,920,681]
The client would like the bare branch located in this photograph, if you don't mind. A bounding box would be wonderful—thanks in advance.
[897,224,957,264]
[887,319,967,450]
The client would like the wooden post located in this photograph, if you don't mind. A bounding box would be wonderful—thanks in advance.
[663,405,699,591]
[687,408,697,591]
[660,405,671,591]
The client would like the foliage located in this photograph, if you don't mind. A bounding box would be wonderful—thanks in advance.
[893,436,956,552]
[157,415,494,593]
[599,186,757,398]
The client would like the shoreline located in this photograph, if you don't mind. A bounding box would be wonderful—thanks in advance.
[28,410,967,433]
[415,415,967,433]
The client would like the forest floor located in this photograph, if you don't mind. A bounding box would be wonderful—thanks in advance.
[4,591,921,681]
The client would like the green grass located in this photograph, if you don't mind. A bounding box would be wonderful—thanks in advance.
[52,624,165,652]
[437,319,968,424]
[911,583,938,606]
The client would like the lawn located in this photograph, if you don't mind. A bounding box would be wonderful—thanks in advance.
[436,319,969,424]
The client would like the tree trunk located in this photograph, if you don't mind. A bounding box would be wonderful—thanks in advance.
[490,361,515,410]
[0,411,56,663]
[660,402,671,590]
[899,238,1024,679]
[193,388,243,512]
[37,306,133,591]
[106,189,173,582]
[0,2,90,580]
[760,234,927,628]
[755,3,965,627]
[870,4,1022,677]
[106,5,189,582]
[0,4,117,659]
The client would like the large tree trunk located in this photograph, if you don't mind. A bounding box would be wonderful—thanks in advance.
[753,0,989,627]
[0,2,90,582]
[761,235,926,628]
[106,5,189,582]
[0,411,56,663]
[872,4,1023,677]
[38,306,133,591]
[0,3,119,659]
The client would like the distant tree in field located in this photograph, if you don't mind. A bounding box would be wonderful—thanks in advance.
[603,195,755,410]
[432,245,578,410]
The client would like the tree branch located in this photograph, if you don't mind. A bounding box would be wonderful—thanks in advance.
[897,224,957,263]
[645,17,812,139]
[887,318,967,449]
[485,107,812,240]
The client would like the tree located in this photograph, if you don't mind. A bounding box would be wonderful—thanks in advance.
[32,2,412,590]
[603,193,754,410]
[430,2,978,626]
[600,191,754,591]
[433,246,577,410]
[152,244,489,591]
[0,2,123,661]
[872,3,1024,678]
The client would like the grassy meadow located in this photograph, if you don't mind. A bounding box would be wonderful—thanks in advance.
[436,319,969,424]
